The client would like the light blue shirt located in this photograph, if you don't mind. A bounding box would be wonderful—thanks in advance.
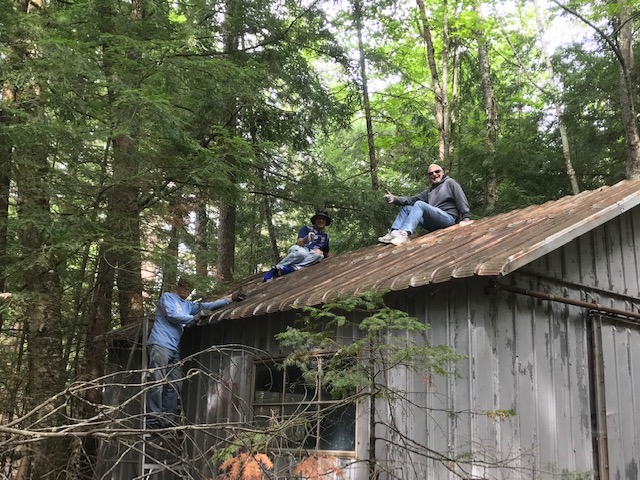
[147,292,230,352]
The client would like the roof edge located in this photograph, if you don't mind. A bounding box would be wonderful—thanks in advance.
[500,189,640,276]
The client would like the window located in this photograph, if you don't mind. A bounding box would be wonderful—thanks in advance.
[252,358,356,453]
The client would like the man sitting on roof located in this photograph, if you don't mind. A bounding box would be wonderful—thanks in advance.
[378,164,472,246]
[263,210,332,282]
[146,277,245,429]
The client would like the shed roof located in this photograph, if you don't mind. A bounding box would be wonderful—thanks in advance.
[206,179,640,323]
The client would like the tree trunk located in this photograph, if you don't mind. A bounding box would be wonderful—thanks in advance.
[66,237,94,378]
[354,0,379,190]
[476,23,498,213]
[216,0,242,281]
[195,200,209,277]
[16,147,67,480]
[77,234,117,479]
[416,0,447,164]
[249,122,279,266]
[162,220,180,292]
[92,0,144,326]
[112,135,144,325]
[218,199,236,280]
[78,2,145,474]
[1,323,28,476]
[79,96,144,480]
[0,84,13,308]
[262,192,280,265]
[85,244,117,401]
[448,42,461,166]
[440,0,451,164]
[617,3,640,179]
[533,0,580,194]
[11,0,67,476]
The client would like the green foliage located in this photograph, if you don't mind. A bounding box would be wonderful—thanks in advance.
[485,409,516,421]
[0,0,637,473]
[276,290,464,399]
[0,0,633,324]
[554,44,627,188]
[210,431,272,463]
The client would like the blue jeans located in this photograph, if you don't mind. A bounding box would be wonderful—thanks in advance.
[276,245,323,270]
[146,344,182,427]
[391,201,456,234]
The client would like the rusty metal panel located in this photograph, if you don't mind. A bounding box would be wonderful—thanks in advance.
[201,179,640,324]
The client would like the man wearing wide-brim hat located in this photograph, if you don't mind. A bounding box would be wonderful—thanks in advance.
[263,210,332,282]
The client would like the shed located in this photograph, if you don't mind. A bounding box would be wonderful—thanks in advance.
[99,179,640,480]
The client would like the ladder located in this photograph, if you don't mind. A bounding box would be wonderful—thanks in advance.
[138,433,185,480]
[139,316,186,479]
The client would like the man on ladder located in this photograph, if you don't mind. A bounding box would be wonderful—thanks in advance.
[145,277,245,429]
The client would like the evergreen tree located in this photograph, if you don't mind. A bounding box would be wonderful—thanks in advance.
[277,290,463,478]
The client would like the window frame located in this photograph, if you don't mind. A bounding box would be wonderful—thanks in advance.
[251,354,357,456]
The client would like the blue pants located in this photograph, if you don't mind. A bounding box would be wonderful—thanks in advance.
[391,200,455,234]
[276,245,323,271]
[146,344,182,428]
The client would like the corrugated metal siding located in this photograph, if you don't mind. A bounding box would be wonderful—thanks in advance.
[524,204,640,308]
[389,207,639,480]
[95,339,148,479]
[599,318,640,480]
[374,276,595,480]
[180,273,603,480]
[180,314,365,480]
[180,346,254,479]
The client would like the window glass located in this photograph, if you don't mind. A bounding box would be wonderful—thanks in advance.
[283,404,317,448]
[254,363,283,404]
[253,405,274,428]
[252,357,355,453]
[319,404,356,451]
[285,365,315,403]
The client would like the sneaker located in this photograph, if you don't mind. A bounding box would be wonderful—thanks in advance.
[262,267,279,282]
[146,419,163,430]
[390,230,410,246]
[378,230,400,244]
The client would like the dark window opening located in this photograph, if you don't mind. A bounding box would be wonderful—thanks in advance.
[252,359,356,453]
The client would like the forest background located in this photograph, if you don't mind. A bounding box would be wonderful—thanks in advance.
[1,0,640,477]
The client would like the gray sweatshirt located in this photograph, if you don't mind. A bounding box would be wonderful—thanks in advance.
[395,175,470,222]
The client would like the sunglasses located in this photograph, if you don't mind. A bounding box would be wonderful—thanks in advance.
[428,169,442,176]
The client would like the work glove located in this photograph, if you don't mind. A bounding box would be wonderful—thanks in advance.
[384,193,396,204]
[231,290,246,302]
[187,312,201,327]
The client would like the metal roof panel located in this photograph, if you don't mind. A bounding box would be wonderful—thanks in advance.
[203,179,640,323]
